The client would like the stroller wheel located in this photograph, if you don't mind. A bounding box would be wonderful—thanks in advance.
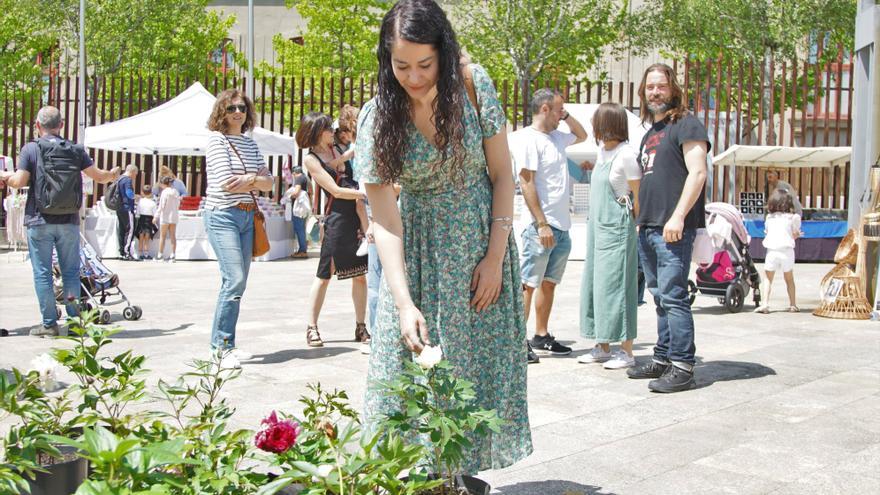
[133,306,143,320]
[724,284,745,313]
[123,306,137,321]
[100,309,112,324]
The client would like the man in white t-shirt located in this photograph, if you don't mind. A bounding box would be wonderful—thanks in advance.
[510,88,587,362]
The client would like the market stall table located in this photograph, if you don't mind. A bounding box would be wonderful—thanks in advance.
[84,212,295,261]
[744,218,846,261]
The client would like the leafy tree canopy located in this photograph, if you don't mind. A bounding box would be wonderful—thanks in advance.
[267,0,392,77]
[630,0,857,63]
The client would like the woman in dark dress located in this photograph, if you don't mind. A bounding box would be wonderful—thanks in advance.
[296,112,371,351]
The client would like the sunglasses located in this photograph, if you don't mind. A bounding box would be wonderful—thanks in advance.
[226,104,247,113]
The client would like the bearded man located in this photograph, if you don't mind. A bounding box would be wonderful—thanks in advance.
[626,64,709,393]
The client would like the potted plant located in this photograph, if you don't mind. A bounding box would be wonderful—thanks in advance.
[380,346,503,495]
[0,366,87,495]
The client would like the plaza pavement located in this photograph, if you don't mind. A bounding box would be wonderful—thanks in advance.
[1,253,878,495]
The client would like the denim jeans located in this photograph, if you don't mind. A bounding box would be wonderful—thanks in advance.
[366,242,382,331]
[292,216,307,253]
[638,226,697,368]
[204,206,254,349]
[27,223,81,327]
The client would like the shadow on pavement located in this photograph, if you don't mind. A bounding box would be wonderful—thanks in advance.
[493,480,615,494]
[693,360,776,389]
[252,346,356,364]
[112,323,195,339]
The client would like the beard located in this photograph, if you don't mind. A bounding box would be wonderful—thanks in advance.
[648,99,671,114]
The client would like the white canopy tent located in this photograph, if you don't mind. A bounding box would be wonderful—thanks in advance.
[84,82,297,181]
[712,144,852,205]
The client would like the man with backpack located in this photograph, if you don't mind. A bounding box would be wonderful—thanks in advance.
[0,106,119,337]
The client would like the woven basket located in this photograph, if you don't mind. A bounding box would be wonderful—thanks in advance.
[813,275,872,319]
[864,212,880,241]
[819,262,856,289]
[833,229,858,265]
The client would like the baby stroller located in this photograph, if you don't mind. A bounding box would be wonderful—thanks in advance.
[687,202,762,313]
[54,233,143,324]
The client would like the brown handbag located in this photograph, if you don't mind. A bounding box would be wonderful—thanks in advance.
[225,136,270,258]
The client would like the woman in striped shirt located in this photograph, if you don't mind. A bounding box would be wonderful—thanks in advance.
[204,89,274,368]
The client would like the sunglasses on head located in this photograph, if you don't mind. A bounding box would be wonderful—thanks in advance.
[226,104,247,113]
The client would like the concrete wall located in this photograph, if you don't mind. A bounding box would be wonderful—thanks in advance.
[208,0,305,68]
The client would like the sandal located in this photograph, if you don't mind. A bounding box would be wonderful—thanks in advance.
[306,325,324,347]
[754,305,770,314]
[788,306,800,313]
[354,322,371,344]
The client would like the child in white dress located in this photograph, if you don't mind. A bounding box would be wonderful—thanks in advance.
[136,185,158,260]
[153,176,181,262]
[755,188,801,313]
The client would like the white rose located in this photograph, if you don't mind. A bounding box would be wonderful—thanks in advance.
[414,345,443,369]
[29,353,60,392]
[311,464,335,482]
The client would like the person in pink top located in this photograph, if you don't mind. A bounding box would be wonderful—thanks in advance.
[755,188,801,313]
[153,176,181,262]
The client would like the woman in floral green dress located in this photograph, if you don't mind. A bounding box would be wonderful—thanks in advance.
[352,0,531,472]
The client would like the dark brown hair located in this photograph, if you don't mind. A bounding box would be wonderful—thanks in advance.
[160,176,174,186]
[207,89,256,133]
[638,63,689,125]
[296,112,333,149]
[592,102,629,144]
[373,0,467,184]
[767,188,795,214]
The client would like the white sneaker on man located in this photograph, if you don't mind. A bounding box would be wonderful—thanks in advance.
[577,345,612,364]
[219,354,241,369]
[603,351,635,369]
[230,348,253,361]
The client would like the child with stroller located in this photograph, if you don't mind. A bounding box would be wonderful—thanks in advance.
[153,176,181,262]
[136,184,158,260]
[755,188,801,313]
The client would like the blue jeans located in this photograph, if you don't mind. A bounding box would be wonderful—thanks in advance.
[292,216,307,253]
[638,227,697,368]
[27,223,81,327]
[204,207,254,349]
[366,242,382,331]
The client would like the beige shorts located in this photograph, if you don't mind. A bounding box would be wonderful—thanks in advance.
[764,248,795,272]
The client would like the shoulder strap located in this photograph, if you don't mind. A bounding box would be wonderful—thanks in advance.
[462,64,479,119]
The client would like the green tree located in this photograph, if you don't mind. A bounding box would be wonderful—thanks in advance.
[269,0,392,77]
[454,0,629,123]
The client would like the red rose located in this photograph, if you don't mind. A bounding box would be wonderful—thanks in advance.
[255,411,300,453]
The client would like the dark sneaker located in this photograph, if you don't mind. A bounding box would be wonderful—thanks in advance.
[648,365,695,393]
[527,343,540,364]
[627,360,671,379]
[530,334,572,356]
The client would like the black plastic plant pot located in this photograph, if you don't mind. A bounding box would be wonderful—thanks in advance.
[403,474,491,495]
[26,446,88,495]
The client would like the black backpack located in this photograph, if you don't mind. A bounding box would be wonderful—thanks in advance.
[34,137,84,215]
[104,177,122,211]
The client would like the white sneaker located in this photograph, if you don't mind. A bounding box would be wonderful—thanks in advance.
[577,345,613,364]
[169,254,176,263]
[219,354,241,369]
[230,348,253,361]
[155,254,163,262]
[356,239,369,257]
[603,351,635,369]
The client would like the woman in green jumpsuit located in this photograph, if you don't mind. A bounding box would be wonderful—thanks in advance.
[579,103,642,369]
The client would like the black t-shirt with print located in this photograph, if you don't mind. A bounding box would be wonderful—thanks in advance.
[636,113,711,229]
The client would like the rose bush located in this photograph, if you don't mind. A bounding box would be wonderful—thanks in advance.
[255,411,301,454]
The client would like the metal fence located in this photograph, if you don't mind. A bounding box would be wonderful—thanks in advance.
[1,46,853,211]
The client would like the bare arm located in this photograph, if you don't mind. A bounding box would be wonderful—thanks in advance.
[1,169,29,189]
[366,182,430,352]
[563,114,588,145]
[83,164,120,184]
[302,155,364,201]
[518,168,555,248]
[663,140,708,242]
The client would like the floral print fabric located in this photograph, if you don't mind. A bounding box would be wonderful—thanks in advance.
[353,64,532,471]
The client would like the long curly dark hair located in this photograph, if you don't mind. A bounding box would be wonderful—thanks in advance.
[373,0,467,184]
